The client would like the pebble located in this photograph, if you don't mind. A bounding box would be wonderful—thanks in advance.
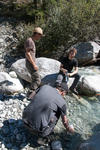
[16,134,23,141]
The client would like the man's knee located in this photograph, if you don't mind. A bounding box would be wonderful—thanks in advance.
[75,73,80,80]
[56,74,64,84]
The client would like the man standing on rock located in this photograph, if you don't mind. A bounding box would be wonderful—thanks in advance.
[24,27,44,99]
[22,83,74,147]
[55,48,80,95]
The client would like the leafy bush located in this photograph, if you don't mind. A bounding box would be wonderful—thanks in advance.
[16,23,34,51]
[13,0,100,60]
[0,0,45,22]
[37,0,100,59]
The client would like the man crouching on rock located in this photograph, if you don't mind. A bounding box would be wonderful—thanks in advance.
[22,83,74,146]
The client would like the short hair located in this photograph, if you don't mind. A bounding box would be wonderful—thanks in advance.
[68,48,77,55]
[33,32,38,36]
[55,82,68,94]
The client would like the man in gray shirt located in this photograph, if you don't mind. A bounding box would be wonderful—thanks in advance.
[24,27,44,99]
[23,83,74,145]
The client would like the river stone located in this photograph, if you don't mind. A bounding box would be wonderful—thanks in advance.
[0,72,24,94]
[78,133,100,150]
[0,38,4,43]
[77,75,100,96]
[9,71,18,78]
[75,41,100,65]
[11,57,61,85]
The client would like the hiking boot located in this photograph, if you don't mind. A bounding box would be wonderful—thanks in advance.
[27,90,36,100]
[29,90,36,99]
[47,134,56,142]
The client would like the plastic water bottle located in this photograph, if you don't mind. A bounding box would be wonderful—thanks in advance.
[65,71,69,83]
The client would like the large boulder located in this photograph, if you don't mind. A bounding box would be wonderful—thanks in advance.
[11,59,31,83]
[78,132,100,150]
[77,75,100,96]
[0,72,24,94]
[75,41,100,65]
[11,57,61,85]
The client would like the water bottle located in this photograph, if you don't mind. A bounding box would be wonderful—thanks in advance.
[65,71,69,83]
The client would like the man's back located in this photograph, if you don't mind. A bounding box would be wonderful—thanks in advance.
[23,85,66,131]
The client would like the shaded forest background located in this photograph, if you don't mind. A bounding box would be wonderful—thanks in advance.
[0,0,100,59]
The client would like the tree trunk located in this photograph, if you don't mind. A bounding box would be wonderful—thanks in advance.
[34,0,38,9]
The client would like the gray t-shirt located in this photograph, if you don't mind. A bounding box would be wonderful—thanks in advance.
[23,85,67,131]
[24,37,36,62]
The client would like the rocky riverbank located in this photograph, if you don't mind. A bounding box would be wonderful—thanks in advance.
[0,89,100,150]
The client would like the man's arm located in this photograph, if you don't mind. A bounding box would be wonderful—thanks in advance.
[60,64,68,74]
[68,66,78,77]
[62,115,74,133]
[26,49,38,71]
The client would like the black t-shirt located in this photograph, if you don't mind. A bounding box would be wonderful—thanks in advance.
[60,56,78,72]
[23,85,67,132]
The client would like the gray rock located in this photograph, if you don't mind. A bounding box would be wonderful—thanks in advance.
[9,71,18,78]
[16,134,23,141]
[77,75,100,96]
[0,72,24,94]
[75,41,100,65]
[11,57,61,85]
[6,143,12,149]
[2,127,10,135]
[78,133,100,150]
[14,128,19,135]
[8,119,15,124]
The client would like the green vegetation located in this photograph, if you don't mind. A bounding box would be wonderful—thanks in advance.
[0,0,58,22]
[37,0,100,59]
[1,0,100,59]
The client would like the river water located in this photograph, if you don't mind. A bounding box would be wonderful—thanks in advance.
[56,66,100,150]
[64,94,100,150]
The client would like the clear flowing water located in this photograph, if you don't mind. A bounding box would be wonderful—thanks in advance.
[64,95,100,150]
[56,66,100,150]
[79,66,100,76]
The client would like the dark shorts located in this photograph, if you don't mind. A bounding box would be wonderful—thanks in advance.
[23,119,57,138]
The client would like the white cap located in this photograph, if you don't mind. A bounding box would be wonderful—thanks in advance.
[33,27,43,35]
